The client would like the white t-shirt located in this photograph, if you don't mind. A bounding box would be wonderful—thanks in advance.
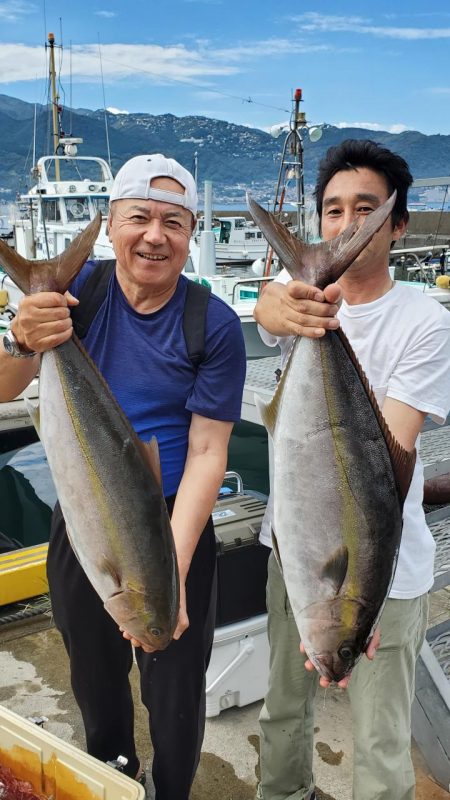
[258,271,450,599]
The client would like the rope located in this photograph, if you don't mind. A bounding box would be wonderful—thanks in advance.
[0,605,50,627]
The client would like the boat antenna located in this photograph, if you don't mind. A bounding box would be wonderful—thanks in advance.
[32,101,37,168]
[263,88,323,277]
[98,35,112,169]
[69,40,73,137]
[46,32,61,181]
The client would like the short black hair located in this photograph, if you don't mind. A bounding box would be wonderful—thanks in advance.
[315,139,413,229]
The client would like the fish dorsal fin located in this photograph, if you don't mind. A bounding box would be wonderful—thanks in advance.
[255,340,296,436]
[246,191,396,289]
[138,436,163,487]
[321,545,349,594]
[335,327,416,504]
[0,212,102,295]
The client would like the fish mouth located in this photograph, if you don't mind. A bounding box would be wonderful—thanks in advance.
[309,651,354,683]
[104,589,173,650]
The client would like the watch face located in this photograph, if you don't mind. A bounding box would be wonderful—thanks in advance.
[3,333,16,356]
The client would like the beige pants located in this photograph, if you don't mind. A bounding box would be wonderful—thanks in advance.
[258,553,429,800]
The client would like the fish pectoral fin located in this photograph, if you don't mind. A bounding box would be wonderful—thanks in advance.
[320,546,349,595]
[99,556,122,590]
[24,398,40,434]
[138,436,163,486]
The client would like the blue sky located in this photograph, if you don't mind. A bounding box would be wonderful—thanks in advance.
[0,0,450,135]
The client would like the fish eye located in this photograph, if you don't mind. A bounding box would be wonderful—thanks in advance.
[338,642,355,662]
[150,627,162,637]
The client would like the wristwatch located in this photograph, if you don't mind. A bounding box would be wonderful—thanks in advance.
[2,329,37,359]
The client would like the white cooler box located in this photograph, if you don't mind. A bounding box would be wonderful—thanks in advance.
[205,613,269,718]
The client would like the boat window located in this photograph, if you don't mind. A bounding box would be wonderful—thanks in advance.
[42,199,61,222]
[65,197,90,222]
[219,220,232,244]
[91,197,110,218]
[234,218,246,230]
[245,231,256,240]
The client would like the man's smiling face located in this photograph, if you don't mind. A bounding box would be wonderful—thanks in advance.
[108,176,195,296]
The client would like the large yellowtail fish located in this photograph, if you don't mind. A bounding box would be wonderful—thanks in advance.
[0,218,179,649]
[248,194,416,681]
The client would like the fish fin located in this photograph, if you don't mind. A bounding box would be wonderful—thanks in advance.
[255,340,296,435]
[335,327,416,504]
[0,212,102,295]
[320,545,349,595]
[99,556,122,589]
[246,191,396,289]
[24,398,40,434]
[271,529,283,573]
[423,475,450,505]
[138,436,163,487]
[255,394,276,437]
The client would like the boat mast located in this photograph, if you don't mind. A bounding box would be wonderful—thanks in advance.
[47,32,61,181]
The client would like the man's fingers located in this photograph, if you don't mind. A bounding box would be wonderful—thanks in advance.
[366,627,381,660]
[64,291,80,306]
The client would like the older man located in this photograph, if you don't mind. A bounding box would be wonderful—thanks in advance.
[0,154,246,799]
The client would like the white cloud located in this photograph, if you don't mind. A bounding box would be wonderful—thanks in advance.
[0,42,240,86]
[291,12,450,40]
[95,10,117,18]
[334,121,409,134]
[429,87,450,95]
[106,106,128,114]
[0,0,35,21]
[0,35,343,89]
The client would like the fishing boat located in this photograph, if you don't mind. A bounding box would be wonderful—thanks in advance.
[195,214,267,265]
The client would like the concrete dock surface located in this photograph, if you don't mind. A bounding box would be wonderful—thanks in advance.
[0,600,448,800]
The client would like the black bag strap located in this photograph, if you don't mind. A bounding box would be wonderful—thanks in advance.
[71,260,211,368]
[182,279,211,368]
[71,260,116,339]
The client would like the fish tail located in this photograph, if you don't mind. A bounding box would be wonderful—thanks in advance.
[0,212,102,295]
[246,191,396,289]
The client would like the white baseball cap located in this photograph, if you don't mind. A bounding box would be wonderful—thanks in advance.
[110,154,198,216]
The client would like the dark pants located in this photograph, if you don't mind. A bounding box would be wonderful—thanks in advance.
[47,498,217,800]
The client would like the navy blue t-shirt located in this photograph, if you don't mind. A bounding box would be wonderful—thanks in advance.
[70,263,246,497]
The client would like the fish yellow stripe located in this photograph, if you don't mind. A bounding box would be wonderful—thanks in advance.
[321,340,360,632]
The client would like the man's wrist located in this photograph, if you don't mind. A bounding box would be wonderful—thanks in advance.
[3,329,37,358]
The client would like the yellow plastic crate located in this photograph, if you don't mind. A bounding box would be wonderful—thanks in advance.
[0,705,145,799]
[0,544,49,606]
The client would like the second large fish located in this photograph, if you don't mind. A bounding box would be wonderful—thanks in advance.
[248,194,416,682]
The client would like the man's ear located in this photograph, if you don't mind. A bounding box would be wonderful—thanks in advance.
[392,215,407,242]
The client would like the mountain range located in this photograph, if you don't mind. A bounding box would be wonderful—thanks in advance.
[1,93,449,204]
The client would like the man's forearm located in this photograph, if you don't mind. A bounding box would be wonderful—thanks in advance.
[170,449,227,579]
[0,345,39,402]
